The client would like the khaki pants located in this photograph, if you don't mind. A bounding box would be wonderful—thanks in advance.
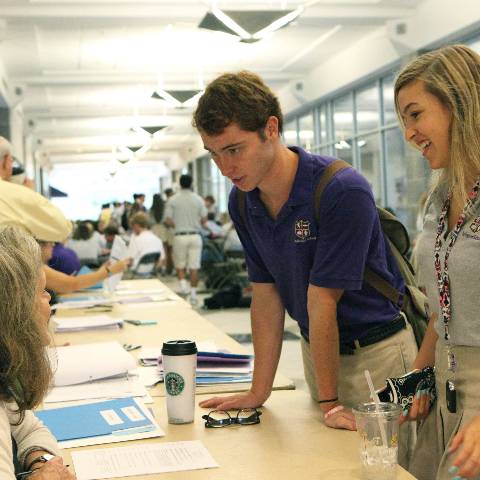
[301,322,418,469]
[409,341,480,480]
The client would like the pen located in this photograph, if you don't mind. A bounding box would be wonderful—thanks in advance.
[125,319,157,325]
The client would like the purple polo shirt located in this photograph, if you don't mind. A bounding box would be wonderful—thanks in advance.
[229,147,404,344]
[48,243,81,275]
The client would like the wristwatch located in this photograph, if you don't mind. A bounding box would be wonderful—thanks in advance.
[26,453,55,471]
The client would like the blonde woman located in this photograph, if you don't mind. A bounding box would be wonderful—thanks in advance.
[395,44,480,480]
[0,226,75,479]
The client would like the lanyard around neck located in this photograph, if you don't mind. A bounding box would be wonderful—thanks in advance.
[434,180,480,341]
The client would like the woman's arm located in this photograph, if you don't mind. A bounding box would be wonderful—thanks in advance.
[44,259,128,294]
[8,409,60,470]
[413,312,438,370]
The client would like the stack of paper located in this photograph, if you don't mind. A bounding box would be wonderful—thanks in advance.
[138,346,254,386]
[49,341,136,386]
[44,373,149,404]
[52,297,115,311]
[53,315,123,332]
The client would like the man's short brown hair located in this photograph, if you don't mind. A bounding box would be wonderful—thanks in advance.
[193,70,283,137]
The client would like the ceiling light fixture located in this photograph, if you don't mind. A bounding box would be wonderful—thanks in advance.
[126,145,143,153]
[151,89,203,108]
[199,7,304,43]
[140,125,167,136]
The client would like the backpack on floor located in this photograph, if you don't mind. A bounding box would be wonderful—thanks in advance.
[237,159,429,347]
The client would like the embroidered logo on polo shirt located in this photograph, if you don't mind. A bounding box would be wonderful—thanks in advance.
[294,219,316,243]
[295,219,310,239]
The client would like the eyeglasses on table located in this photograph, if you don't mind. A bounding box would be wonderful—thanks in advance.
[202,408,262,428]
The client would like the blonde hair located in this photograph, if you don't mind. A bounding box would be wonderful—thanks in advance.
[130,212,150,229]
[0,226,52,421]
[394,44,480,206]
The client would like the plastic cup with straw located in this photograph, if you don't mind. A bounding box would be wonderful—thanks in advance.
[364,369,388,447]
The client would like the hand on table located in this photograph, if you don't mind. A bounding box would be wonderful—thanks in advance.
[323,407,356,431]
[29,457,76,479]
[199,390,266,411]
[449,415,480,479]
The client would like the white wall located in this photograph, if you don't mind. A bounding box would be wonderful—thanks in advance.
[279,0,480,115]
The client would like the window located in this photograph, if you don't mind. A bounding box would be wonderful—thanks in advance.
[384,127,430,234]
[283,119,298,145]
[319,104,329,145]
[298,112,314,151]
[333,93,354,140]
[382,75,396,126]
[356,83,380,135]
[357,134,382,203]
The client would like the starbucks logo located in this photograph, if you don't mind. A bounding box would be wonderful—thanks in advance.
[165,372,185,396]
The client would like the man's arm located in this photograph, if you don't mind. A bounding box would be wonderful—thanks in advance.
[199,282,285,410]
[307,284,355,430]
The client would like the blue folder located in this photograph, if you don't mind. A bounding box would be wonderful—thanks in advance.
[35,397,153,441]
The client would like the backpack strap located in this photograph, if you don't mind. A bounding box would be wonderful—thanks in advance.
[314,159,351,224]
[363,265,401,304]
[313,159,402,306]
[236,189,247,225]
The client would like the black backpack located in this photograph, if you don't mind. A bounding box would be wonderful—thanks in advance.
[237,159,428,347]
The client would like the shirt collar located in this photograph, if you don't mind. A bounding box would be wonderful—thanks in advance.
[246,146,313,216]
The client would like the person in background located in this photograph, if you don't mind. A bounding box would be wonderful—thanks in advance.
[110,201,124,229]
[162,188,175,274]
[129,193,147,222]
[395,44,480,480]
[102,224,119,254]
[149,193,169,274]
[121,201,133,232]
[67,221,101,266]
[127,212,164,274]
[98,202,112,230]
[202,212,225,239]
[149,193,165,237]
[204,195,218,221]
[164,174,207,305]
[39,240,128,294]
[48,242,81,275]
[0,225,75,480]
[0,137,72,243]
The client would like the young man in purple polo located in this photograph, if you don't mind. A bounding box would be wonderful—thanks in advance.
[193,71,416,463]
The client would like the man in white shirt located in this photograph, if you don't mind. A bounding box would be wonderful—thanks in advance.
[127,212,164,274]
[164,174,207,304]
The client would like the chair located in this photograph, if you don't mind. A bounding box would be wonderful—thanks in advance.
[129,251,161,279]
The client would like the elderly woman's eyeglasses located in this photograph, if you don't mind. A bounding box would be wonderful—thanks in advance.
[202,408,262,428]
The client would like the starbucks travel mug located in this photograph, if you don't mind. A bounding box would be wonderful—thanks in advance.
[161,340,197,424]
